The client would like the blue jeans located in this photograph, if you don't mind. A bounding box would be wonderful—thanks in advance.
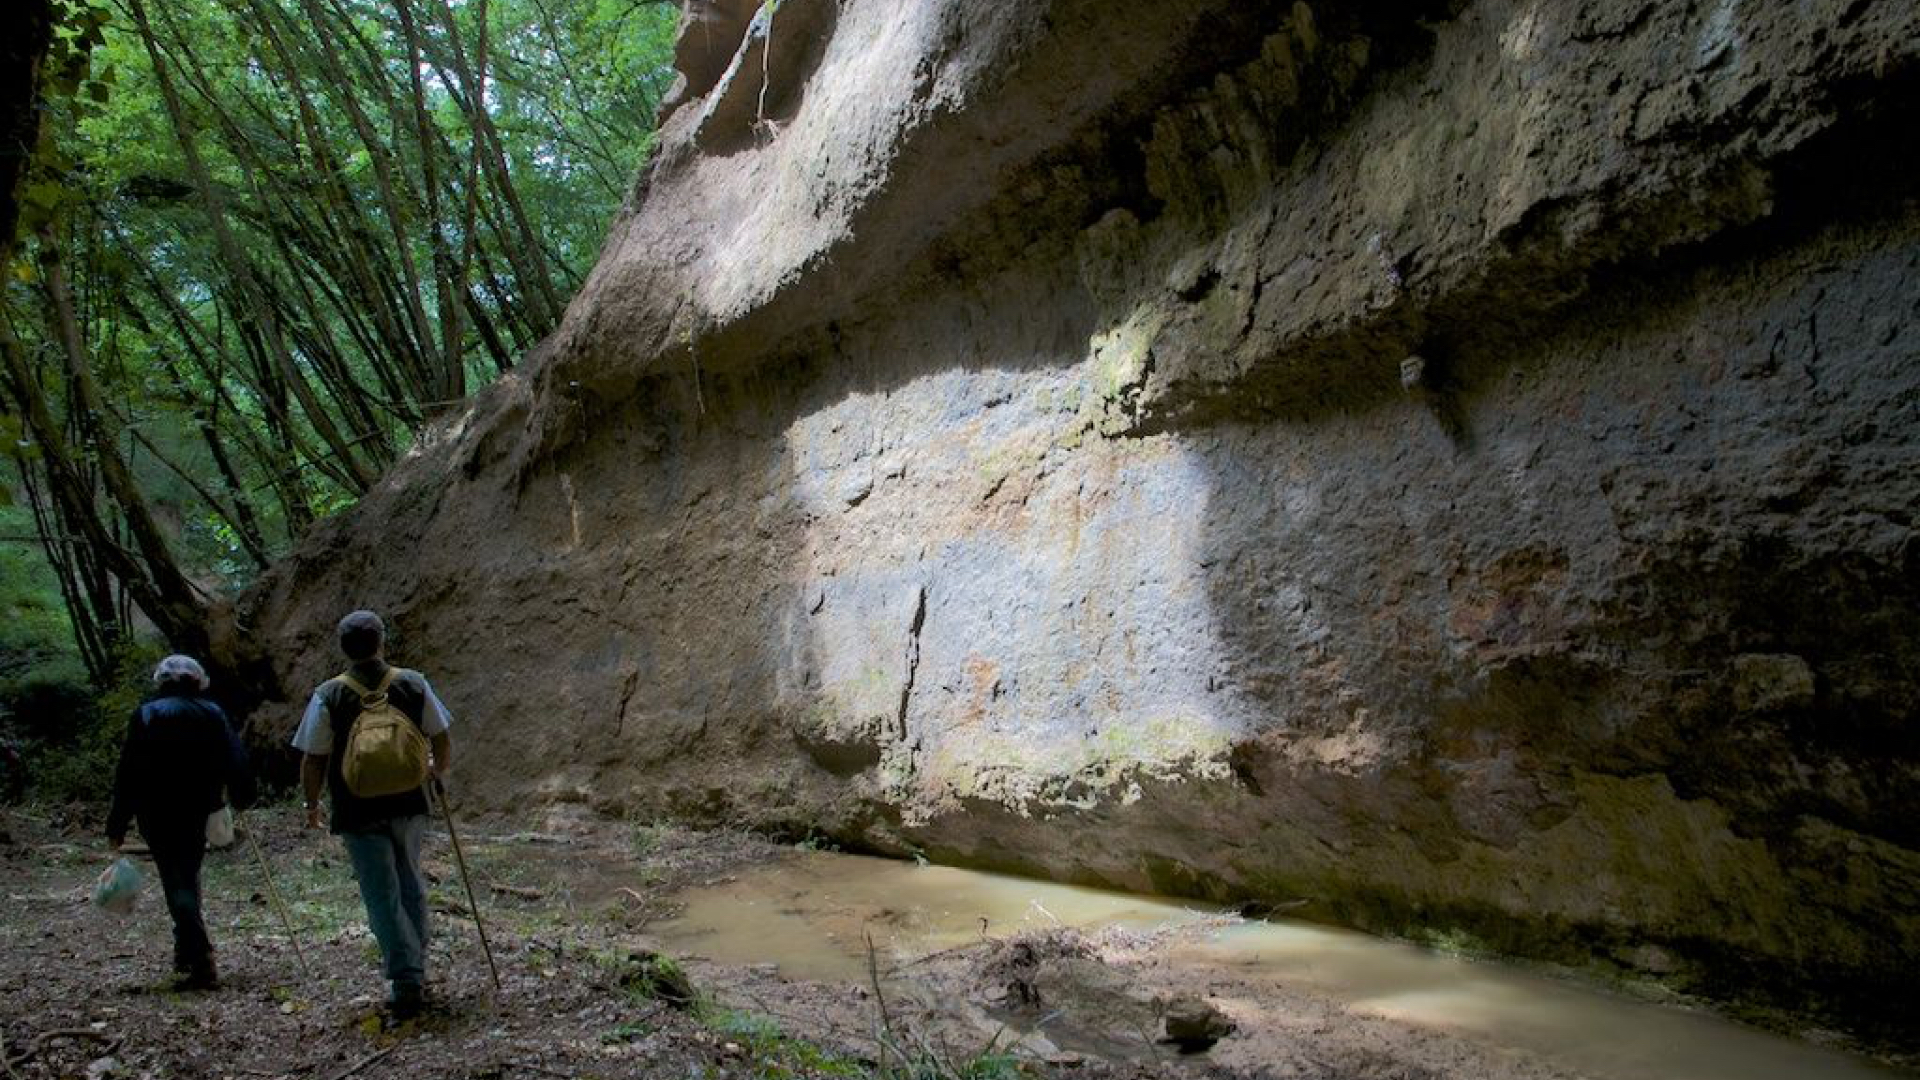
[341,815,429,991]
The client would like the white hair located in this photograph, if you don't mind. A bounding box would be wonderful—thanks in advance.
[152,655,209,691]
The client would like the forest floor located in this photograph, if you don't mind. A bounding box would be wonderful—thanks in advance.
[2,804,1227,1080]
[0,805,1725,1080]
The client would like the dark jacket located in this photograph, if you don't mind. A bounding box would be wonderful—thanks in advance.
[317,662,432,833]
[106,690,255,843]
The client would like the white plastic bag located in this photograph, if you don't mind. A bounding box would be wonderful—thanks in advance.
[205,806,235,849]
[92,857,143,915]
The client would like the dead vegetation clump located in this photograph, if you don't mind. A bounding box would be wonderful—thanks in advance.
[972,929,1099,1007]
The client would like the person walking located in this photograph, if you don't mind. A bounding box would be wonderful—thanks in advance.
[292,611,453,1020]
[105,655,256,989]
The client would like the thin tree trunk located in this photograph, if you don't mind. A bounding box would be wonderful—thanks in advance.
[123,418,272,570]
[127,0,377,493]
[293,0,446,385]
[118,234,325,533]
[463,286,513,373]
[14,460,114,681]
[34,230,213,650]
[0,322,206,655]
[427,0,565,325]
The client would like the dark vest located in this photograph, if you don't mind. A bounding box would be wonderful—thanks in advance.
[320,662,429,833]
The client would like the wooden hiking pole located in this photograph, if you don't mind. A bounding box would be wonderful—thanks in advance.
[242,815,311,977]
[432,779,500,993]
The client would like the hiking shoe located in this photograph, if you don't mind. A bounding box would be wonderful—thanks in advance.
[177,960,219,991]
[389,983,425,1021]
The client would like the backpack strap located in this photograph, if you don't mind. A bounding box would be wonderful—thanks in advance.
[336,667,401,704]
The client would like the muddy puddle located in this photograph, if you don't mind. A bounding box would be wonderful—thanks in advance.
[654,850,1904,1080]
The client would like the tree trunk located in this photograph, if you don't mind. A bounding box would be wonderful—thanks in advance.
[35,230,215,650]
[13,460,114,681]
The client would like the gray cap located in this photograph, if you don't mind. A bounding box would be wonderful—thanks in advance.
[337,610,385,639]
[152,655,209,690]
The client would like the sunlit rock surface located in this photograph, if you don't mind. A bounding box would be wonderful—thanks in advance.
[248,0,1920,1040]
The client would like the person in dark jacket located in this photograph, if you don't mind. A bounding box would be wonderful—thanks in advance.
[293,611,453,1020]
[106,655,255,989]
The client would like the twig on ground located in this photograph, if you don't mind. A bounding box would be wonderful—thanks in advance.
[891,935,997,972]
[487,882,543,900]
[319,1045,396,1080]
[863,929,895,1070]
[733,990,868,1049]
[240,1063,320,1078]
[6,1029,122,1069]
[502,1062,574,1078]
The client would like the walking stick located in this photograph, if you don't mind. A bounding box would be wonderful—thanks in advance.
[432,779,501,993]
[242,815,311,978]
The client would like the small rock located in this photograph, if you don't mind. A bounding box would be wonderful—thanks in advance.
[1619,943,1678,975]
[838,473,874,508]
[1160,997,1234,1053]
[1731,653,1816,712]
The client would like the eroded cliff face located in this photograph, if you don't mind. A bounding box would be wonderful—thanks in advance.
[248,0,1920,1036]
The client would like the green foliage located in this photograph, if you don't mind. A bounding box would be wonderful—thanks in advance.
[618,950,697,1007]
[0,0,680,698]
[483,0,681,262]
[631,817,668,857]
[700,1007,869,1079]
[693,1005,1028,1080]
[17,645,162,804]
[0,502,88,802]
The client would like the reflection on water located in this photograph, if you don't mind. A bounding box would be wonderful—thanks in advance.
[653,851,1903,1080]
[1178,921,1900,1080]
[655,853,1220,982]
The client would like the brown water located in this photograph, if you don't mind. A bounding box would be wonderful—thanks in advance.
[654,851,1905,1080]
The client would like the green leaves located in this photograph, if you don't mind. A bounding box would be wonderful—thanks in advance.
[3,0,679,643]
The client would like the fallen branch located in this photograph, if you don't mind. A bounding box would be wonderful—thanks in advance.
[486,882,543,900]
[240,1062,321,1078]
[4,893,84,905]
[320,1046,395,1080]
[501,1062,574,1078]
[863,929,895,1071]
[889,934,1000,972]
[6,1029,122,1069]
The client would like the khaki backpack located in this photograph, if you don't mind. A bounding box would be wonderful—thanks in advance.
[337,668,429,797]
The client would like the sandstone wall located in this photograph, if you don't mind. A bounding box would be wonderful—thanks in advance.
[247,0,1920,1037]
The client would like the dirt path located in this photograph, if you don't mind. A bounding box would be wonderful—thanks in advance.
[2,806,1224,1080]
[1,808,745,1080]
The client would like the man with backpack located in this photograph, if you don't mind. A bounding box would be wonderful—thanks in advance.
[106,655,256,989]
[292,610,453,1020]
